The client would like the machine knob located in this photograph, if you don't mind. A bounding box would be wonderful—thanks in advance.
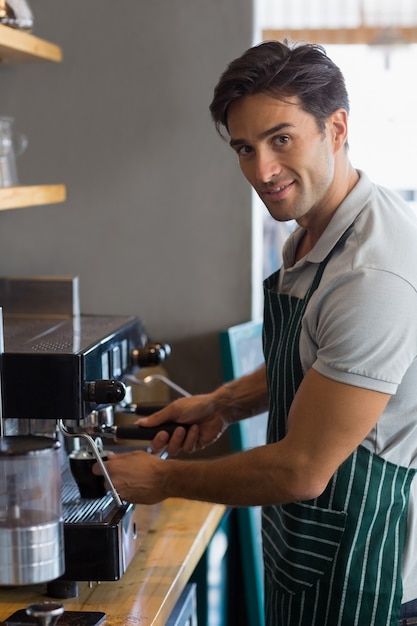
[131,342,171,367]
[83,379,126,404]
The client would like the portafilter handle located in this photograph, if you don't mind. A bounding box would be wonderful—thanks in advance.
[111,422,191,440]
[26,602,64,626]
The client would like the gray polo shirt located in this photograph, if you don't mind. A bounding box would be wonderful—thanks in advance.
[278,170,417,602]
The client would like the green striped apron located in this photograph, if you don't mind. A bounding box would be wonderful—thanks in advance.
[262,256,416,626]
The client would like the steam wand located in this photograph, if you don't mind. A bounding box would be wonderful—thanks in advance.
[58,420,122,507]
[123,373,191,398]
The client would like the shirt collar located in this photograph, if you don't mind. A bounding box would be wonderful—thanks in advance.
[283,170,375,267]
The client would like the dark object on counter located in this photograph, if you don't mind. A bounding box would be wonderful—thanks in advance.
[46,580,78,600]
[0,0,34,30]
[4,608,105,626]
[69,452,109,499]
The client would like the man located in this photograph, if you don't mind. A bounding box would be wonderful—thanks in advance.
[96,41,417,625]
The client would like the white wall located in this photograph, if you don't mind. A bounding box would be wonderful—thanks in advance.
[0,1,254,394]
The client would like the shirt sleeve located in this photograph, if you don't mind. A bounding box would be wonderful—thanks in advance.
[302,266,417,394]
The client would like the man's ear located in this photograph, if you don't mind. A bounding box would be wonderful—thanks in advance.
[329,108,349,151]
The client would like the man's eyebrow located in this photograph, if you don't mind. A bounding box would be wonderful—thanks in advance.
[229,122,294,148]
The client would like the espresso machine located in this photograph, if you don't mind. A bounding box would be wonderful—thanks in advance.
[0,277,176,600]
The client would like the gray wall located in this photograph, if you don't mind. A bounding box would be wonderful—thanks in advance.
[0,1,254,394]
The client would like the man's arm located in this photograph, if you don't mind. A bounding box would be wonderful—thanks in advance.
[100,368,390,506]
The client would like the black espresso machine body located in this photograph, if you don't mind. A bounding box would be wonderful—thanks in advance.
[1,313,165,589]
[1,314,148,421]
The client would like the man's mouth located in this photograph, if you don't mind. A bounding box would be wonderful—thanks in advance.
[262,181,294,197]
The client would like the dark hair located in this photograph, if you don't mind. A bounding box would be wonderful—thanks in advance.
[209,40,350,137]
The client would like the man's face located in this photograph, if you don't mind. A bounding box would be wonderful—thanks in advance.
[227,93,340,225]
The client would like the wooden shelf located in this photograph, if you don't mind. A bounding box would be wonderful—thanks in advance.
[0,184,66,210]
[0,23,62,63]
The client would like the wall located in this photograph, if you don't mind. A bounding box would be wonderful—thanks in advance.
[0,1,254,394]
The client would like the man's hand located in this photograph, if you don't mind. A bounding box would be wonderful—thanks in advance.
[93,449,167,504]
[135,366,269,457]
[136,393,228,456]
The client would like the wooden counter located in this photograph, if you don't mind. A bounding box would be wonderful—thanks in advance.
[0,499,226,625]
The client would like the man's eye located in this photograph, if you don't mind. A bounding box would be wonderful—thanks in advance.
[237,145,252,156]
[274,135,290,146]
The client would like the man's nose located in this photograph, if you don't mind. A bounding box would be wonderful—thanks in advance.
[255,150,282,183]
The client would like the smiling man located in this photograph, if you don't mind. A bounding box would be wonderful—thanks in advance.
[227,91,357,253]
[97,41,417,625]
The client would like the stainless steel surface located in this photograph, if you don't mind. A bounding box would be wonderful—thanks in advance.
[0,515,64,584]
[0,436,64,586]
[0,276,80,318]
